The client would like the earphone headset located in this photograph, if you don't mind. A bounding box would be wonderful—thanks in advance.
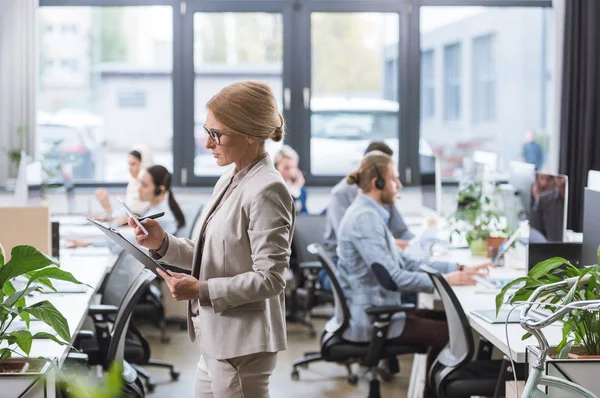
[365,155,385,190]
[154,172,171,196]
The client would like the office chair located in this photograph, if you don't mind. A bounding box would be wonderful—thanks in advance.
[421,265,526,398]
[87,252,180,392]
[288,214,333,337]
[292,244,427,398]
[67,269,157,397]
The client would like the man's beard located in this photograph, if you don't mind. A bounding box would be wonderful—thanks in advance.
[381,191,396,205]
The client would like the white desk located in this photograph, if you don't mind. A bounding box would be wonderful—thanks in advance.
[421,247,564,363]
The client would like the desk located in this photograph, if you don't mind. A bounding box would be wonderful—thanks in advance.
[420,246,564,363]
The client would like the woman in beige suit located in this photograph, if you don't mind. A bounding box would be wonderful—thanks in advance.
[129,81,295,398]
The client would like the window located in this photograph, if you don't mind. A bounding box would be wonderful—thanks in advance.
[38,6,173,182]
[420,7,553,180]
[444,43,461,121]
[472,33,496,123]
[421,50,434,120]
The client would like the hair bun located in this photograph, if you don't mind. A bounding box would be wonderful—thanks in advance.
[271,125,284,142]
[346,171,360,185]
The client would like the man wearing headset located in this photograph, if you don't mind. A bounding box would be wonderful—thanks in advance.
[332,150,492,397]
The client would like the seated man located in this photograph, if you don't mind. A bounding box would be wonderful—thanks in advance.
[331,150,491,397]
[320,141,414,291]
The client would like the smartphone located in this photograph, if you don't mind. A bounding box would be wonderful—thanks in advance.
[116,198,148,235]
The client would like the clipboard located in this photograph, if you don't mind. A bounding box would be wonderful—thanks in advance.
[86,218,171,277]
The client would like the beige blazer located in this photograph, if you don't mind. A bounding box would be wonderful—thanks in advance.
[158,155,295,359]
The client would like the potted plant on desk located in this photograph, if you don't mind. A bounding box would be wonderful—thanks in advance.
[0,243,84,397]
[450,179,508,257]
[495,248,600,394]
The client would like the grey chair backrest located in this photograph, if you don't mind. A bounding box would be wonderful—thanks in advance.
[293,215,327,264]
[421,265,474,368]
[102,251,144,307]
[176,203,204,239]
[308,244,349,335]
[107,269,156,366]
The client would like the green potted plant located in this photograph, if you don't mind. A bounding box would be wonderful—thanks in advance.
[495,247,600,393]
[450,179,508,256]
[0,243,84,397]
[4,125,27,189]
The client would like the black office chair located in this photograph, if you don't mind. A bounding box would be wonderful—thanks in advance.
[67,269,157,397]
[288,214,333,337]
[91,252,179,392]
[421,265,526,398]
[292,244,427,398]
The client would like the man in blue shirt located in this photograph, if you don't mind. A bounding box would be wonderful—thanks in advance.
[320,142,414,292]
[332,150,492,397]
[521,129,544,171]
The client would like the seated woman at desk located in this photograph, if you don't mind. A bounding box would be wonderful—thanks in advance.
[334,151,492,398]
[68,165,185,251]
[95,146,153,226]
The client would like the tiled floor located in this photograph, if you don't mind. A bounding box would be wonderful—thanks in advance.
[140,318,413,398]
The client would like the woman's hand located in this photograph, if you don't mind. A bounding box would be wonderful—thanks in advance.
[128,217,166,250]
[445,271,476,286]
[156,269,200,301]
[95,188,111,212]
[463,261,494,276]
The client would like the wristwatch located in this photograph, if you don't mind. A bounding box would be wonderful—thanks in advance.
[457,264,465,271]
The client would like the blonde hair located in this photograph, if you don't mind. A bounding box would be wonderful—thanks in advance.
[346,150,392,192]
[274,145,299,168]
[206,81,284,143]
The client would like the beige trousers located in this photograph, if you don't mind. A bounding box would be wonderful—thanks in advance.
[194,351,278,398]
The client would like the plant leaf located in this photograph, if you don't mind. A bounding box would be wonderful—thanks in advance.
[0,243,4,267]
[495,277,531,315]
[558,339,574,359]
[32,332,72,348]
[528,257,571,280]
[9,330,32,355]
[27,267,85,290]
[562,280,579,306]
[521,332,532,341]
[4,287,37,308]
[19,311,30,329]
[23,301,70,343]
[2,280,16,296]
[0,348,12,359]
[34,277,57,293]
[106,362,124,395]
[0,246,59,288]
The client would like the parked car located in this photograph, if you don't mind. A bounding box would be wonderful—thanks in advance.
[36,123,101,180]
[310,97,433,175]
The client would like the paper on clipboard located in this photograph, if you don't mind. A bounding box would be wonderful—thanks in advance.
[86,218,171,277]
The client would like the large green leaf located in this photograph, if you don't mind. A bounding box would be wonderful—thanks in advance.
[32,332,72,348]
[4,287,37,308]
[0,348,11,359]
[27,267,85,290]
[562,281,579,306]
[23,301,70,343]
[33,277,57,293]
[495,277,531,316]
[9,330,32,355]
[0,243,5,267]
[558,339,574,359]
[0,246,59,287]
[2,280,15,296]
[528,257,571,280]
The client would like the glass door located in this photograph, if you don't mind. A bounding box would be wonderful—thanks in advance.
[178,2,291,185]
[299,3,408,185]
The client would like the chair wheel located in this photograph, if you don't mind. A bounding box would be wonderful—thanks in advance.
[145,382,156,393]
[291,369,299,381]
[348,375,358,385]
[308,329,316,338]
[161,335,171,344]
[171,371,180,381]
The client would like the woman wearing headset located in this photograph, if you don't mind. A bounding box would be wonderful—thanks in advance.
[129,81,295,398]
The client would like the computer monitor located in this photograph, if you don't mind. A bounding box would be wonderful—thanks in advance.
[420,154,441,213]
[529,172,569,242]
[528,242,582,271]
[588,170,600,191]
[508,161,536,218]
[582,188,600,266]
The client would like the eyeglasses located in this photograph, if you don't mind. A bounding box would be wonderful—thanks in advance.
[203,125,223,146]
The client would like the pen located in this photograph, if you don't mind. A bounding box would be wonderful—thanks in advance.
[139,212,165,222]
[117,198,148,235]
